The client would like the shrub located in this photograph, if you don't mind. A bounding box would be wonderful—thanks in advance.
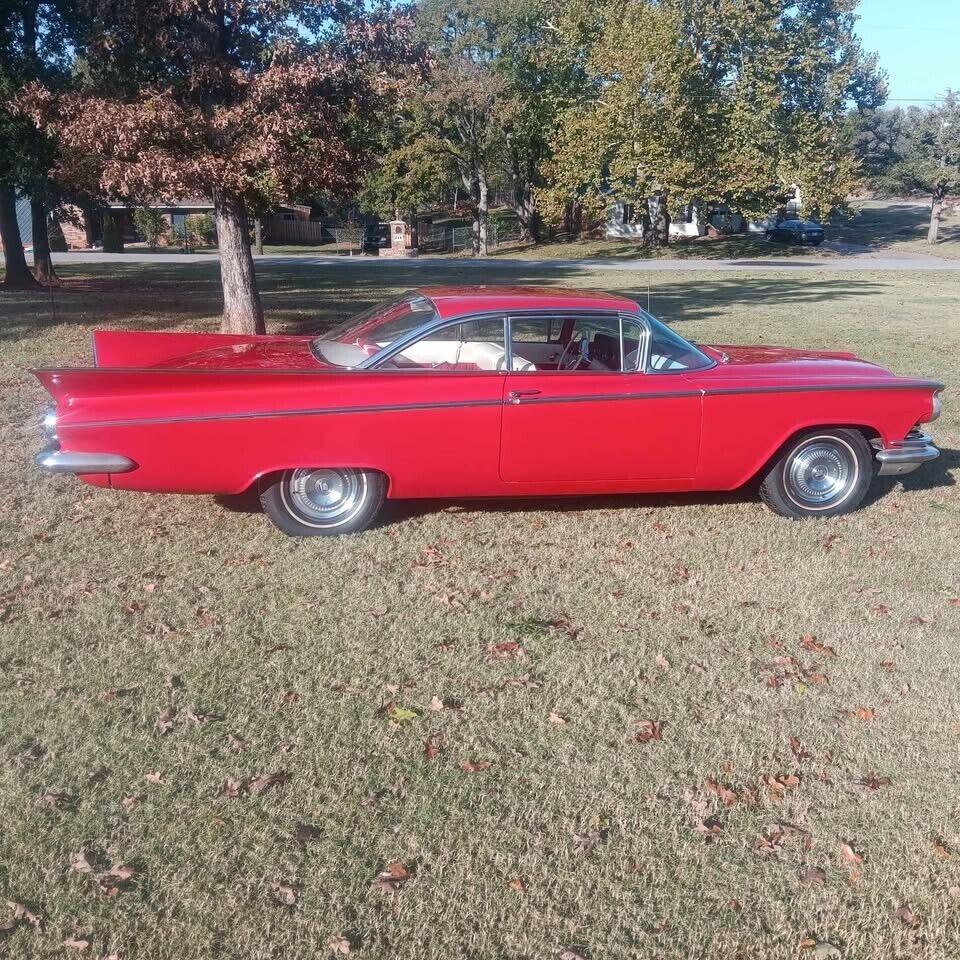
[133,208,169,250]
[101,213,124,253]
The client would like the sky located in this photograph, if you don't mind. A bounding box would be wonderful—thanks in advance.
[855,0,959,104]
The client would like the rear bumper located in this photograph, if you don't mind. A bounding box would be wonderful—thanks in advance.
[872,431,939,477]
[35,442,136,475]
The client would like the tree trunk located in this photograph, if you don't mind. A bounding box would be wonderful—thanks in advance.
[254,218,263,256]
[407,208,419,249]
[647,191,671,247]
[214,192,265,334]
[31,198,58,284]
[476,167,489,257]
[927,191,943,244]
[0,184,37,289]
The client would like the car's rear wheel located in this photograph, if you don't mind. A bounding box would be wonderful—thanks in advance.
[759,429,873,519]
[260,467,386,536]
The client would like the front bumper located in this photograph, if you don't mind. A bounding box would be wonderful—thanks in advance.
[35,442,136,475]
[872,431,940,477]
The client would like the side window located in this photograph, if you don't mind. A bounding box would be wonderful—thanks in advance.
[386,317,509,372]
[622,317,645,372]
[511,313,624,372]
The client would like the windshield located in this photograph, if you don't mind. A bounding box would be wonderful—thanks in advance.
[312,293,439,366]
[641,312,714,372]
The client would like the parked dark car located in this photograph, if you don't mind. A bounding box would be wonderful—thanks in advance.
[766,219,825,246]
[362,223,390,254]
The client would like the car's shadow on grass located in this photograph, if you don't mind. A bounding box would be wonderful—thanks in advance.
[214,450,957,528]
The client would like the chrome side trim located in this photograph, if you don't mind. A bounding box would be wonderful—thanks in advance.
[67,398,505,429]
[35,442,136,474]
[61,379,945,430]
[871,431,940,476]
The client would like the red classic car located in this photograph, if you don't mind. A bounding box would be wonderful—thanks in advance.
[33,286,943,536]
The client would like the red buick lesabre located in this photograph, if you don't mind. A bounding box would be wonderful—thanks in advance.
[34,286,942,536]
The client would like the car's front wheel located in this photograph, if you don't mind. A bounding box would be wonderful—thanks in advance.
[260,467,386,536]
[759,429,873,519]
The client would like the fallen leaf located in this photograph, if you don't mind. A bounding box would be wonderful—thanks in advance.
[802,866,827,886]
[226,733,247,752]
[894,905,920,928]
[704,777,738,807]
[328,934,352,954]
[63,939,90,951]
[121,795,139,812]
[573,828,607,854]
[634,719,663,744]
[217,778,242,798]
[423,734,444,760]
[36,790,71,809]
[548,712,566,725]
[755,825,785,856]
[386,704,418,724]
[789,737,813,761]
[154,705,176,736]
[487,641,521,659]
[460,759,492,772]
[801,635,836,657]
[654,654,671,671]
[508,878,524,892]
[279,690,300,705]
[70,851,95,875]
[933,839,952,860]
[248,771,290,795]
[858,773,892,790]
[144,771,164,785]
[428,696,445,712]
[267,881,298,906]
[370,861,412,895]
[853,706,875,721]
[1,901,41,931]
[840,842,863,866]
[559,950,586,960]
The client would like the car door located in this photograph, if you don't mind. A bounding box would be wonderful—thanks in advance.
[499,311,702,482]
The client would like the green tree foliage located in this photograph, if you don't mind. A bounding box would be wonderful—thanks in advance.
[852,93,960,243]
[132,207,168,250]
[538,0,886,244]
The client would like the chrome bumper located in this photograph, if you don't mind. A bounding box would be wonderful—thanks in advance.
[872,431,939,477]
[35,442,136,475]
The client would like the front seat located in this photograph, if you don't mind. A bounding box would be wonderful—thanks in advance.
[458,341,537,371]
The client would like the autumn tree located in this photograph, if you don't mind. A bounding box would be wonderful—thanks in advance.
[538,0,886,244]
[24,1,419,332]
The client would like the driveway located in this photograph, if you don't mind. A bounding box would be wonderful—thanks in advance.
[49,248,957,271]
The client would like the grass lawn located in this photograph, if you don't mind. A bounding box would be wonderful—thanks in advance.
[1,260,959,959]
[830,199,960,260]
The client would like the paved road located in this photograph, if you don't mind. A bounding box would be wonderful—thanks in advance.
[48,247,958,271]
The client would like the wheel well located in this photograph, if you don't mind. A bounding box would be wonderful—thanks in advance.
[248,467,392,497]
[747,424,880,487]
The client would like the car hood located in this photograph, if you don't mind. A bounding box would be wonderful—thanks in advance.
[153,338,325,370]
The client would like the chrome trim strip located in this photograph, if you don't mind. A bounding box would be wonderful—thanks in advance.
[703,380,945,397]
[61,380,946,430]
[67,398,505,429]
[35,442,136,474]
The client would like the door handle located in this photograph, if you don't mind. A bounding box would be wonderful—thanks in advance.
[508,389,542,405]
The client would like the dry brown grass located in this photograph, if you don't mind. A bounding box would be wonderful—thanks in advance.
[1,261,959,959]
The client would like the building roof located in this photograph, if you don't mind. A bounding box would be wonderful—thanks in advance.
[419,286,639,319]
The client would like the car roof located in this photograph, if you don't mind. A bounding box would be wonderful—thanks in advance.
[416,286,639,320]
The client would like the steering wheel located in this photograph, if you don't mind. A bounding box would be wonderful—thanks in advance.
[557,333,590,370]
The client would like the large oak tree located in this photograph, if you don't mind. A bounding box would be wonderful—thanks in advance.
[24,0,418,332]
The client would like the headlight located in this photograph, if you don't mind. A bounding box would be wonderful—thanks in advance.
[43,406,57,440]
[921,389,942,423]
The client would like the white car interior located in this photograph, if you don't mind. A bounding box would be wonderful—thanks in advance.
[394,338,536,371]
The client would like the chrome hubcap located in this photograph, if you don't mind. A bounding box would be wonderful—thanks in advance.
[282,468,367,527]
[785,438,858,508]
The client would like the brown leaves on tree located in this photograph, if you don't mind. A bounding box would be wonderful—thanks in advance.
[370,861,412,895]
